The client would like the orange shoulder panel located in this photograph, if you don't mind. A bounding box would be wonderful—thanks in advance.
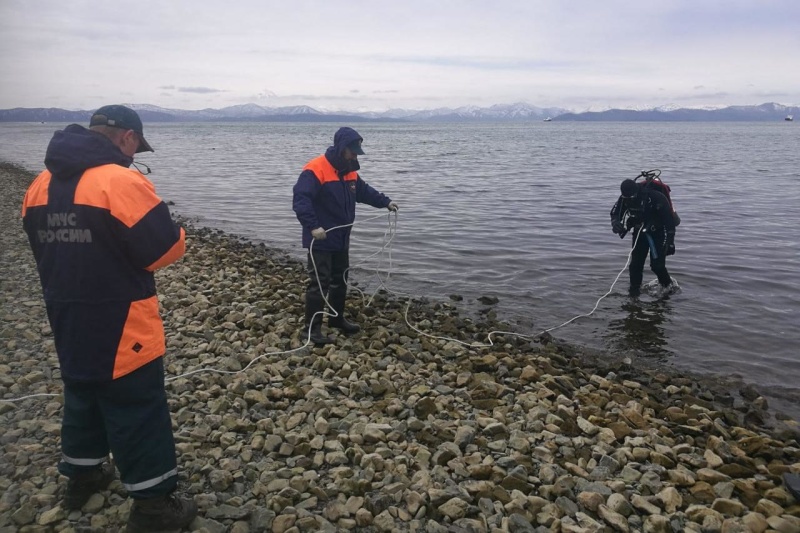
[303,155,357,184]
[21,171,52,217]
[302,155,326,173]
[75,165,161,228]
[304,156,338,184]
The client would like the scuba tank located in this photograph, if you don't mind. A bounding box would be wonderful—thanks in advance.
[634,169,681,226]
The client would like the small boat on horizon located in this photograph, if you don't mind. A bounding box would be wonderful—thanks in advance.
[543,117,552,122]
[786,115,794,122]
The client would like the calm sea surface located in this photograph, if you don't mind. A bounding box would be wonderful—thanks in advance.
[2,121,799,417]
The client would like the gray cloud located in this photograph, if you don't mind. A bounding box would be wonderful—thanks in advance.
[1,0,798,111]
[178,87,227,94]
[675,92,731,101]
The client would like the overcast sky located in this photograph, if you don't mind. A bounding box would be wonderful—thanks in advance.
[1,1,798,112]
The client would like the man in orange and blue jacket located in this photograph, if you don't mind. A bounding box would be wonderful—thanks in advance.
[293,127,398,344]
[21,105,197,532]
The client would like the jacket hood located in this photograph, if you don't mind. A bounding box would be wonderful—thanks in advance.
[331,127,363,156]
[45,124,133,178]
[324,127,362,174]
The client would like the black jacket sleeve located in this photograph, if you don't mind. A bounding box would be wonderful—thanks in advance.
[610,196,625,223]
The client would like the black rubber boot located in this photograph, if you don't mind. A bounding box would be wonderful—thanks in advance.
[328,286,360,335]
[328,316,361,335]
[309,321,335,345]
[305,293,334,345]
[126,492,198,533]
[63,463,116,510]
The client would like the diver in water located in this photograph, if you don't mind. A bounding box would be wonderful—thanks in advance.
[611,178,676,297]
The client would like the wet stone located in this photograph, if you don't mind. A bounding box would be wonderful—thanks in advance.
[0,162,798,533]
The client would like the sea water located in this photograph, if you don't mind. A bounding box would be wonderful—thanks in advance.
[2,120,799,417]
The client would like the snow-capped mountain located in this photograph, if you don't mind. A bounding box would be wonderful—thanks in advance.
[651,103,727,112]
[2,102,798,123]
[553,102,800,122]
[377,103,565,120]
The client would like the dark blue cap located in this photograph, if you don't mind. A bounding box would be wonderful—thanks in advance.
[333,127,365,156]
[347,140,365,155]
[89,104,153,153]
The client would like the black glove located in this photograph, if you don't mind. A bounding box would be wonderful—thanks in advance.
[611,220,624,235]
[665,232,675,256]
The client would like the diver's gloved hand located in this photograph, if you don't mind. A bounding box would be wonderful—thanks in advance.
[387,201,399,212]
[311,227,327,240]
[666,232,676,256]
[611,220,624,234]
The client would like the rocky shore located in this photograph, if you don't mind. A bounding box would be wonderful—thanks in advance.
[1,160,799,533]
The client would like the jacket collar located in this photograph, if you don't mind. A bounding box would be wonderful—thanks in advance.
[324,146,360,176]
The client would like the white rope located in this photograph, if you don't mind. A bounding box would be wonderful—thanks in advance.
[359,219,641,348]
[2,213,638,402]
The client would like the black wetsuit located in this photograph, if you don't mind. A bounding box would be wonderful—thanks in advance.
[610,188,676,294]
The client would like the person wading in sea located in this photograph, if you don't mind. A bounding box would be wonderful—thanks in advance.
[610,178,676,297]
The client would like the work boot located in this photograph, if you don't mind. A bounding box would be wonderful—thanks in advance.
[126,492,198,533]
[328,315,361,335]
[63,462,116,511]
[308,320,335,345]
[628,284,641,298]
[304,292,334,345]
[328,285,360,335]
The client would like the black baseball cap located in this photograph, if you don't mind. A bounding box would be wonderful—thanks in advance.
[89,104,154,153]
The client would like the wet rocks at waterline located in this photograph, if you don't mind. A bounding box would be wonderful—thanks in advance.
[1,162,799,532]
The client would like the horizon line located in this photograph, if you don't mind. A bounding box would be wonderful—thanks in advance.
[1,101,799,115]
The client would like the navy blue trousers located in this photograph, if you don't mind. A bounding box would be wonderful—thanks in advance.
[58,357,178,498]
[306,249,350,296]
[305,249,351,324]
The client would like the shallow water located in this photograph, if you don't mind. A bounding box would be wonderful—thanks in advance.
[3,120,799,418]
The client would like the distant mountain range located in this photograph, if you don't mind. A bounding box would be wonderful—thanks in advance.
[0,102,797,123]
[554,103,798,122]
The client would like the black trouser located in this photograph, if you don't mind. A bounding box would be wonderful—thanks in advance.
[306,249,350,324]
[59,357,178,499]
[629,228,672,289]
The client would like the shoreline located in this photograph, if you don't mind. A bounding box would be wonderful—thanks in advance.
[2,160,799,531]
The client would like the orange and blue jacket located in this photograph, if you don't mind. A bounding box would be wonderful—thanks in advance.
[292,128,391,252]
[21,124,185,381]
